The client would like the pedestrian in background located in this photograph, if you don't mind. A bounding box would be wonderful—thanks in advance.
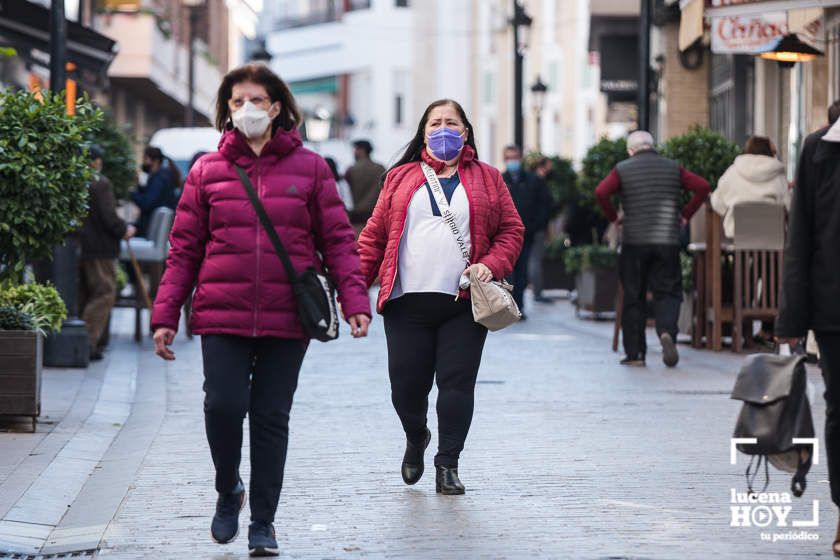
[346,139,386,234]
[151,63,371,557]
[528,156,555,303]
[131,146,180,237]
[776,116,840,558]
[79,144,135,361]
[595,130,709,368]
[358,99,523,495]
[711,135,790,240]
[501,145,552,318]
[325,155,354,212]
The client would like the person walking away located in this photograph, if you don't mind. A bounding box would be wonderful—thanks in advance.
[595,130,709,367]
[358,99,523,495]
[776,115,840,558]
[345,139,386,235]
[528,157,555,303]
[325,156,354,212]
[711,135,790,239]
[79,144,136,361]
[131,146,180,237]
[502,145,552,318]
[151,63,371,557]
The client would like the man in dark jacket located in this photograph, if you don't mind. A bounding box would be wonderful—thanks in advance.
[80,145,135,360]
[345,139,386,234]
[777,115,840,554]
[502,145,552,317]
[595,131,709,367]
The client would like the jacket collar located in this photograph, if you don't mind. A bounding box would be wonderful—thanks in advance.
[420,144,477,173]
[218,126,303,166]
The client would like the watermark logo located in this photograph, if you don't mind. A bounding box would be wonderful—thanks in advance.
[729,437,820,542]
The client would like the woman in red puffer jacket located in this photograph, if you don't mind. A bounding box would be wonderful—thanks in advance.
[151,63,370,556]
[358,99,524,496]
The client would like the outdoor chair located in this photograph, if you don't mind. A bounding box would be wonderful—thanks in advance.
[703,202,785,352]
[116,207,174,341]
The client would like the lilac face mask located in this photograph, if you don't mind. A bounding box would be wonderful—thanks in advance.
[426,127,465,161]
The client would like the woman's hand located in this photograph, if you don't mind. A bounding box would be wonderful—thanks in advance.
[466,263,493,283]
[348,314,370,338]
[153,327,176,360]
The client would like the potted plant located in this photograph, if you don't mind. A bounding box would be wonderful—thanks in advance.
[564,244,618,315]
[659,126,740,243]
[541,236,575,291]
[86,109,137,201]
[0,282,66,431]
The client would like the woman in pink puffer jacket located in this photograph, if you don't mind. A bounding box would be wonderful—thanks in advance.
[151,63,370,556]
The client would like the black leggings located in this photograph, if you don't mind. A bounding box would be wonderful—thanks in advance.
[383,293,488,468]
[201,335,308,522]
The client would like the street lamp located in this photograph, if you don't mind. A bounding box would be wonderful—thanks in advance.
[182,0,205,127]
[530,75,548,153]
[511,0,532,151]
[250,37,272,64]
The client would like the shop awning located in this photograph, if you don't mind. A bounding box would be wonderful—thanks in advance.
[679,0,705,50]
[705,0,840,18]
[0,0,118,90]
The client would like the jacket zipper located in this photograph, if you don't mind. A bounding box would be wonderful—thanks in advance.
[253,163,261,336]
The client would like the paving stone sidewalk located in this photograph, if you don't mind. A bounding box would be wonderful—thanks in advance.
[0,292,834,559]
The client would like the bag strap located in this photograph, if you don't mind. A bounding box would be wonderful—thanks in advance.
[234,165,299,283]
[745,455,770,495]
[420,162,471,267]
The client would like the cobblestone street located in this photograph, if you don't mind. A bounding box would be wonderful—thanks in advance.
[0,292,833,559]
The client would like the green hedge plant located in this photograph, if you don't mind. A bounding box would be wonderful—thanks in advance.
[659,125,741,192]
[0,282,67,334]
[87,110,137,200]
[563,245,618,274]
[577,137,627,212]
[0,90,103,281]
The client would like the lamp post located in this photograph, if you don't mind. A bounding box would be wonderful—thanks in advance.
[638,0,651,131]
[182,0,205,127]
[530,75,547,153]
[511,0,532,151]
[250,36,272,64]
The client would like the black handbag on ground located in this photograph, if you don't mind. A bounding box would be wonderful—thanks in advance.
[730,353,814,496]
[235,165,339,342]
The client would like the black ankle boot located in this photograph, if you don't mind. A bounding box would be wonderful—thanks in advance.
[401,428,431,485]
[435,466,465,495]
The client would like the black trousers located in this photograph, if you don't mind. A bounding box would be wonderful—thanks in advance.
[383,293,488,468]
[816,332,840,506]
[618,244,683,358]
[509,236,533,312]
[201,335,308,522]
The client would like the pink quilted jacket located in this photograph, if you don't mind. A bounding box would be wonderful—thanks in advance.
[151,127,370,339]
[358,146,525,313]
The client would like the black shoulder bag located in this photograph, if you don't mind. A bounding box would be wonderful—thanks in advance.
[235,165,339,342]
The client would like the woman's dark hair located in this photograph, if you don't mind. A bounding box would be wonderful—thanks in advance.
[144,146,183,186]
[214,63,302,132]
[390,99,478,172]
[324,156,340,181]
[743,136,775,157]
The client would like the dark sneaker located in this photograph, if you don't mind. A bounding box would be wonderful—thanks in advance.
[619,355,646,367]
[660,333,679,367]
[210,479,246,544]
[248,521,279,557]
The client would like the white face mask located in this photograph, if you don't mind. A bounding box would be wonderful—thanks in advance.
[231,100,275,139]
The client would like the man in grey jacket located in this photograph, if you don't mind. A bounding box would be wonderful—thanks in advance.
[596,131,709,367]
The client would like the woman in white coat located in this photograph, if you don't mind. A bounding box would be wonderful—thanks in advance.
[711,135,790,239]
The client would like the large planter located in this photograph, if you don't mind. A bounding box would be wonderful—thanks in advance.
[0,331,42,432]
[575,267,618,314]
[542,257,575,291]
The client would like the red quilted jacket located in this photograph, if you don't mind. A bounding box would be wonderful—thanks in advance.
[151,126,371,339]
[358,146,525,313]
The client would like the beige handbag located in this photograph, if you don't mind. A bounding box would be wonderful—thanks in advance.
[420,163,521,331]
[468,271,522,331]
